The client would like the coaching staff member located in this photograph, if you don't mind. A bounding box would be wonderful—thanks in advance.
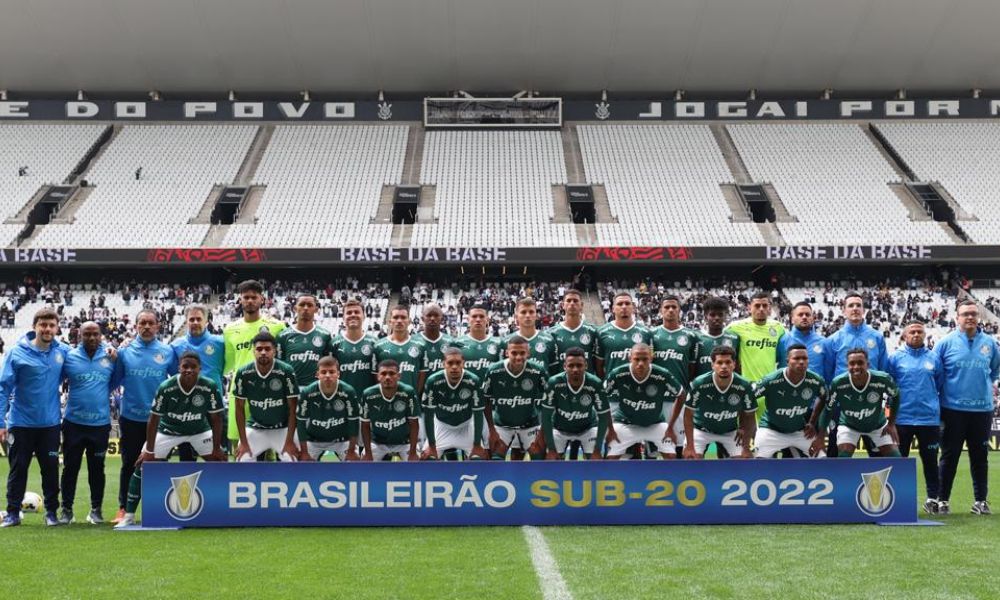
[934,300,999,515]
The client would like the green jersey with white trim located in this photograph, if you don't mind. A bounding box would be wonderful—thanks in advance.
[419,332,454,375]
[754,368,826,433]
[151,375,224,436]
[481,360,549,428]
[828,370,899,432]
[605,363,684,426]
[693,331,741,377]
[546,321,599,373]
[296,380,359,443]
[276,325,335,386]
[652,325,698,386]
[457,334,502,381]
[543,372,608,433]
[360,383,419,445]
[686,372,757,434]
[504,330,558,377]
[373,336,426,391]
[331,332,377,395]
[422,370,482,427]
[232,360,299,430]
[595,322,652,376]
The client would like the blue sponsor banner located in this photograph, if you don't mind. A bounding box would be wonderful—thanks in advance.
[142,459,916,528]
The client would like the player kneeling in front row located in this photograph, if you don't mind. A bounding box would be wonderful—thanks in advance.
[678,346,756,459]
[606,344,685,460]
[234,332,300,462]
[116,352,224,528]
[361,360,419,461]
[753,344,827,458]
[421,348,489,460]
[808,348,900,458]
[542,348,609,460]
[297,356,361,461]
[482,336,549,460]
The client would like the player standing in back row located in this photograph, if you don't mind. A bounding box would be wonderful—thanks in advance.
[277,294,335,388]
[224,280,286,453]
[547,290,598,374]
[595,292,651,379]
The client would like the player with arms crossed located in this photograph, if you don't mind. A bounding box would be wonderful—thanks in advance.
[116,352,225,528]
[421,348,488,460]
[542,347,610,460]
[360,360,420,461]
[482,336,549,460]
[233,331,299,462]
[753,344,827,458]
[679,346,757,459]
[297,356,360,461]
[809,348,901,458]
[605,344,685,460]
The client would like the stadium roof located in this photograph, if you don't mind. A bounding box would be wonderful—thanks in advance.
[1,0,998,95]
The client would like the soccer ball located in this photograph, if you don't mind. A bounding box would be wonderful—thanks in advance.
[21,491,42,513]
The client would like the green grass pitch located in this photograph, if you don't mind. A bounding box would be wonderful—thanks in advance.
[2,456,998,599]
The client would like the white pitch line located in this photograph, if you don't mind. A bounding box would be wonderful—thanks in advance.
[522,525,574,600]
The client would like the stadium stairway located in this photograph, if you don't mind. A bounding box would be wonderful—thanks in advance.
[43,185,92,224]
[416,185,437,223]
[372,185,396,224]
[234,125,274,185]
[583,290,605,324]
[562,124,587,184]
[592,185,617,223]
[401,125,424,185]
[190,185,227,224]
[720,184,753,222]
[551,185,572,223]
[66,124,119,185]
[711,124,752,184]
[889,183,934,221]
[7,185,51,223]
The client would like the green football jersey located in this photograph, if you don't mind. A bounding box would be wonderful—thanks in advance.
[754,368,826,433]
[232,360,299,430]
[373,336,426,392]
[331,332,377,395]
[150,374,224,436]
[277,325,335,386]
[651,325,698,386]
[828,370,899,432]
[360,383,419,445]
[724,318,785,382]
[422,370,482,427]
[543,372,609,433]
[457,334,502,380]
[223,316,286,439]
[504,330,558,376]
[605,363,684,426]
[296,380,359,443]
[686,372,757,434]
[546,321,599,373]
[595,322,652,376]
[693,331,741,377]
[481,360,549,428]
[419,332,454,375]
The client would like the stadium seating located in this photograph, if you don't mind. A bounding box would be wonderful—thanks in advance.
[0,123,105,220]
[726,123,957,245]
[220,125,408,247]
[579,124,763,246]
[413,130,574,246]
[876,122,1000,244]
[31,124,256,248]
